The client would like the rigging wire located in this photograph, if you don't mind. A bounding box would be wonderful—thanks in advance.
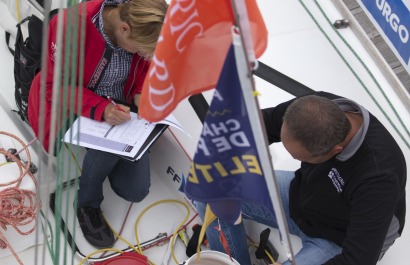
[46,2,87,264]
[298,0,410,149]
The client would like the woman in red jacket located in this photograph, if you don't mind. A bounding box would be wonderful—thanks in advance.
[28,0,168,248]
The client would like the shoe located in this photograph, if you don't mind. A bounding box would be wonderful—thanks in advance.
[76,206,115,248]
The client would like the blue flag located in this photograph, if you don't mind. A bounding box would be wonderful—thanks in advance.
[185,45,274,224]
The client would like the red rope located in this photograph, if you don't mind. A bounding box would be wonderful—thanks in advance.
[0,131,40,265]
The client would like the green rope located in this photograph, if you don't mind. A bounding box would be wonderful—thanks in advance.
[52,1,85,264]
[40,210,54,258]
[298,0,410,149]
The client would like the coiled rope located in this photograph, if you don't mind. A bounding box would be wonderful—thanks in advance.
[0,131,40,265]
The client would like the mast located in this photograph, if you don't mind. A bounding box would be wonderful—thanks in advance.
[229,0,296,263]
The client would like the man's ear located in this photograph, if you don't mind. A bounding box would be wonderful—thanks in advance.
[331,145,343,155]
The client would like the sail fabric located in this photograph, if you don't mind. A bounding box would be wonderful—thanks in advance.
[185,44,274,224]
[138,0,267,122]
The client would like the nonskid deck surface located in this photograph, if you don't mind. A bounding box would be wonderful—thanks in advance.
[1,0,410,264]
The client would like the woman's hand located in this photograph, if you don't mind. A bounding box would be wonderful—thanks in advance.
[103,103,131,125]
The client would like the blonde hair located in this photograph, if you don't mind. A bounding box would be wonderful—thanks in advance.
[118,0,168,58]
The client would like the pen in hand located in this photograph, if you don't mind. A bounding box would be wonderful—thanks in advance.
[107,96,125,112]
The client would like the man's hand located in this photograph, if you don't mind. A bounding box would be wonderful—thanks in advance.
[103,103,131,125]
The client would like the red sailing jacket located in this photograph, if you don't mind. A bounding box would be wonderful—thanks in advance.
[28,0,150,152]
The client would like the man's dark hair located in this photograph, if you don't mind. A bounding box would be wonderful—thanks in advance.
[283,95,351,156]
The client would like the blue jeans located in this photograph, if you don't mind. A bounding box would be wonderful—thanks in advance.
[78,149,151,208]
[194,170,342,265]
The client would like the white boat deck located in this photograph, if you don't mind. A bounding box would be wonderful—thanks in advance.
[0,0,409,264]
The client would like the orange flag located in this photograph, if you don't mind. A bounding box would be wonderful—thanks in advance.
[139,0,267,122]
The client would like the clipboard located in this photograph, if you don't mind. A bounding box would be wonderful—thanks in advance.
[63,100,186,161]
